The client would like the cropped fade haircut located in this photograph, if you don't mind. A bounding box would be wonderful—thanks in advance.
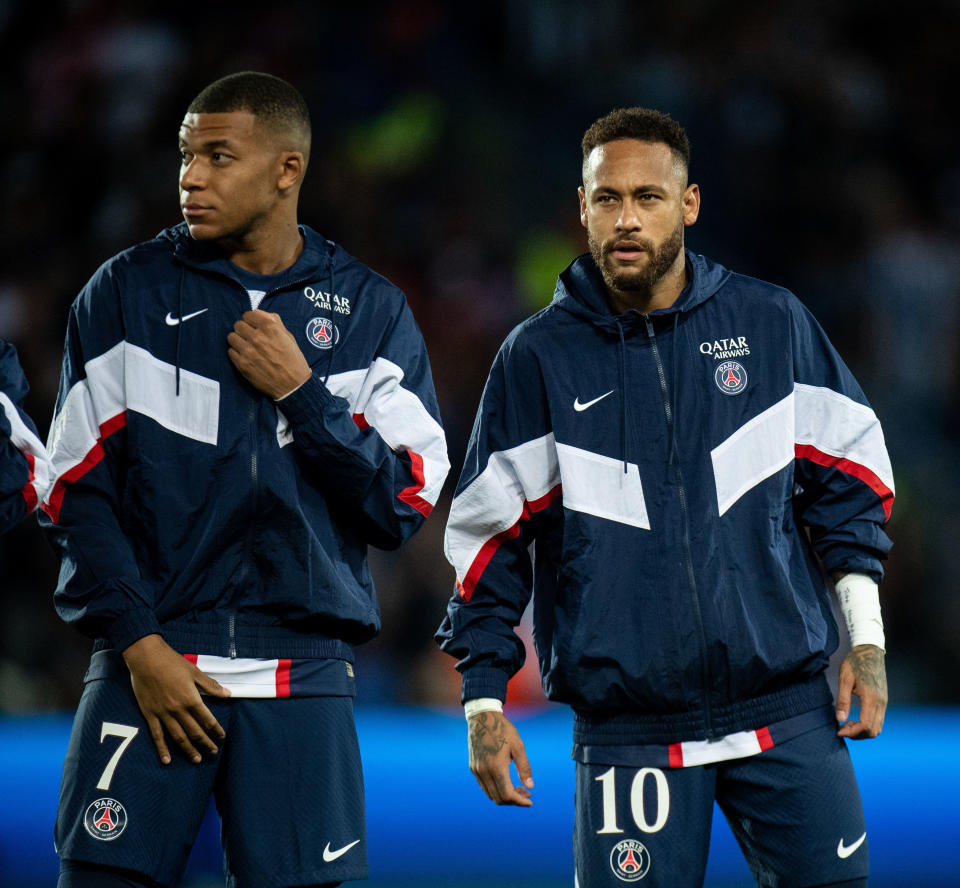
[581,108,690,179]
[188,71,312,164]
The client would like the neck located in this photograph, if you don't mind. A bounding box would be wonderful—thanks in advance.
[220,217,304,275]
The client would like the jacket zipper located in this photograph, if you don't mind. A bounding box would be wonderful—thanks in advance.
[231,281,301,660]
[175,270,320,660]
[236,399,258,659]
[643,316,715,738]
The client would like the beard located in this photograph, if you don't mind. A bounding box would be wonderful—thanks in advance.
[588,219,685,296]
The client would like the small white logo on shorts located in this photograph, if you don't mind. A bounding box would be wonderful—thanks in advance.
[609,839,651,881]
[323,839,360,862]
[837,832,866,858]
[83,798,128,841]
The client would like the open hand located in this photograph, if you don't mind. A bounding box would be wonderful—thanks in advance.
[467,710,535,806]
[122,634,231,764]
[836,644,887,739]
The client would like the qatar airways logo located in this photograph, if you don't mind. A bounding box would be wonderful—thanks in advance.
[303,286,351,315]
[699,336,750,360]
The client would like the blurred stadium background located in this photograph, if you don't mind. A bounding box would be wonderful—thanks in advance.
[1,0,958,885]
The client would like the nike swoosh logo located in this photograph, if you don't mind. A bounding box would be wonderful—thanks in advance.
[165,308,209,326]
[837,832,866,858]
[323,839,360,862]
[574,390,614,412]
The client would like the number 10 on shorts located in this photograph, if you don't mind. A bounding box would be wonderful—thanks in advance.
[595,766,670,835]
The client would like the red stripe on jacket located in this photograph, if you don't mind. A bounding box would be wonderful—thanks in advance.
[43,412,128,524]
[795,443,894,520]
[21,452,37,512]
[457,485,562,602]
[354,412,433,518]
[398,450,433,517]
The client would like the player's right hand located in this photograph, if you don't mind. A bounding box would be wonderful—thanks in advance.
[467,710,535,807]
[122,634,231,765]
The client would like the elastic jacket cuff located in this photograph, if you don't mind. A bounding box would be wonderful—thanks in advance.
[274,373,338,429]
[820,545,886,583]
[107,608,163,653]
[460,667,510,704]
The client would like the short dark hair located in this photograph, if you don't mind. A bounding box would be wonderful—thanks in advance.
[581,107,690,174]
[188,71,311,159]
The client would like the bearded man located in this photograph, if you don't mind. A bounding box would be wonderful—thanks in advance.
[437,107,893,888]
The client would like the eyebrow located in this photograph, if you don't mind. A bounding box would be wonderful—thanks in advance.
[593,184,665,195]
[178,137,235,151]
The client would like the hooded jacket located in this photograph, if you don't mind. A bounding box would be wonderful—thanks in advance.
[437,251,893,745]
[1,339,50,532]
[41,223,449,662]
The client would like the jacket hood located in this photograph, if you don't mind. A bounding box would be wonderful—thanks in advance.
[552,249,732,331]
[0,340,28,403]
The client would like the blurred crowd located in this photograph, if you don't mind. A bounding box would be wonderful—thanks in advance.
[1,0,958,711]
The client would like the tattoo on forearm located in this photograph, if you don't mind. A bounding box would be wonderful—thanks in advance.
[469,711,508,766]
[850,646,888,700]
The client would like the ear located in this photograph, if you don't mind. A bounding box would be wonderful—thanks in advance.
[578,185,588,229]
[277,151,305,192]
[682,183,700,227]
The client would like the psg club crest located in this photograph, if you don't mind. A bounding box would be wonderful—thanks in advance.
[83,798,128,841]
[306,317,339,350]
[609,839,651,882]
[714,360,748,395]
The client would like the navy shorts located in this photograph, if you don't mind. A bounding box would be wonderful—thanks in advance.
[574,720,869,888]
[55,651,366,887]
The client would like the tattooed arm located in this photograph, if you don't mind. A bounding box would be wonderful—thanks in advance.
[836,644,888,739]
[467,710,535,806]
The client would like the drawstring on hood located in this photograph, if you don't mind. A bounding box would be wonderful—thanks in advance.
[614,319,628,472]
[175,265,184,396]
[321,239,337,385]
[668,311,680,465]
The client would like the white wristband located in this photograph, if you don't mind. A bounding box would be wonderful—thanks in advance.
[464,698,503,720]
[835,573,885,651]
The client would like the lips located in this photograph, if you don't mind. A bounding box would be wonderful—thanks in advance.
[182,204,211,218]
[610,241,647,260]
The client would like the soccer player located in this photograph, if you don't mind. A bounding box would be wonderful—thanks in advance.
[42,72,449,888]
[0,338,50,533]
[437,108,892,888]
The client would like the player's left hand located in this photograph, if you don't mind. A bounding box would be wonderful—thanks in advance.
[836,643,887,739]
[227,310,312,400]
[468,710,535,807]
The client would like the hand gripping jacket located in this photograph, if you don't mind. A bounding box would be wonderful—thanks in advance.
[41,223,449,661]
[437,252,893,746]
[0,339,51,532]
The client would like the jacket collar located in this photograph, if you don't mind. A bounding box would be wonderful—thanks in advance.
[552,249,732,332]
[163,222,333,289]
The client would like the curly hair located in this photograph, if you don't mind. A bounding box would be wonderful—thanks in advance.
[581,107,690,173]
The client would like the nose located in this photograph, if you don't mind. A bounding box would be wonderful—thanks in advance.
[616,199,641,232]
[179,157,204,192]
